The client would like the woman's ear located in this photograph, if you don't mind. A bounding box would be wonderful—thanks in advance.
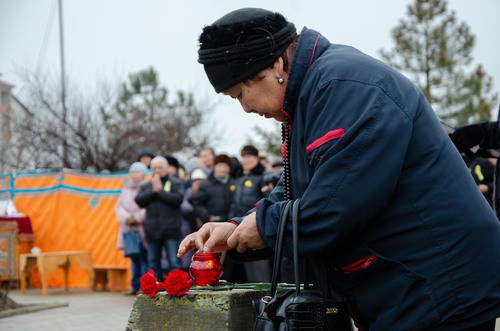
[273,57,285,79]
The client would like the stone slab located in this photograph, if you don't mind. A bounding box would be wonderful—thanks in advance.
[126,288,267,331]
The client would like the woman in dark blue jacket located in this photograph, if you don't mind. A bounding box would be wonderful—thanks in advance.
[179,8,500,330]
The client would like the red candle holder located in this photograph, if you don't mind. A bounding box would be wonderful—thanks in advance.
[189,252,223,286]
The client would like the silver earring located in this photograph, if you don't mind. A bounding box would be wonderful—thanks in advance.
[278,77,285,84]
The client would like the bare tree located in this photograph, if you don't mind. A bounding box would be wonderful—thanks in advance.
[4,67,217,172]
[101,67,218,166]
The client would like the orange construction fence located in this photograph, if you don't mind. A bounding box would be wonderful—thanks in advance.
[1,169,130,288]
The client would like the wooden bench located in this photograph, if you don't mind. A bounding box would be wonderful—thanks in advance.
[92,265,129,292]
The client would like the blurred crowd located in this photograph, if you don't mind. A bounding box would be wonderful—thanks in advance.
[116,120,500,295]
[115,144,284,294]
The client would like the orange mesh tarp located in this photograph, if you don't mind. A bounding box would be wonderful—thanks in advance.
[6,169,130,288]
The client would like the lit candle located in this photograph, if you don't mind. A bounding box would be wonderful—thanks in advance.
[189,252,223,286]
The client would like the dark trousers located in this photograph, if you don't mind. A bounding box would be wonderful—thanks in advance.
[130,244,148,290]
[147,239,181,281]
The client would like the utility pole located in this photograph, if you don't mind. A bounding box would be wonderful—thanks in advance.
[58,0,68,167]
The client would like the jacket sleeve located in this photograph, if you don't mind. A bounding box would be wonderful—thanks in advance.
[479,121,500,149]
[181,195,194,219]
[256,81,415,257]
[132,209,146,223]
[226,178,283,262]
[115,191,131,225]
[134,183,155,208]
[229,176,284,224]
[451,121,500,151]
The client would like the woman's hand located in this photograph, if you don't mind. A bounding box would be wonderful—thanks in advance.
[227,212,268,253]
[177,222,237,257]
[125,216,138,226]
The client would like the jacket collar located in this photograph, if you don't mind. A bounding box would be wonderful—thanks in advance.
[209,172,230,184]
[283,27,330,119]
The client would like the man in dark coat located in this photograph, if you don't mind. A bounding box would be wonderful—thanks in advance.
[135,156,184,280]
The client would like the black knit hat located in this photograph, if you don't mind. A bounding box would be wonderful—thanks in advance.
[165,155,180,169]
[137,147,155,160]
[240,144,259,157]
[198,8,296,93]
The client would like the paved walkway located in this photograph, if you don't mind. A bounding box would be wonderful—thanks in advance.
[3,288,499,330]
[1,288,136,331]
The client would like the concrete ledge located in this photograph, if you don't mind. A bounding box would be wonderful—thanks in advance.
[126,289,267,331]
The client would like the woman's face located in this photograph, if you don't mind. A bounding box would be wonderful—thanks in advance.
[129,171,144,183]
[213,162,231,179]
[223,60,287,122]
[200,149,215,168]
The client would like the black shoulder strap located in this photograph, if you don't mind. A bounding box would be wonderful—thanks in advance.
[269,200,293,297]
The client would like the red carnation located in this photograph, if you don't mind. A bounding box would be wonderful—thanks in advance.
[164,269,192,297]
[140,269,159,297]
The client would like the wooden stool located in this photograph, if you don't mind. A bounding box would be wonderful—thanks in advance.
[19,251,94,295]
[93,265,129,292]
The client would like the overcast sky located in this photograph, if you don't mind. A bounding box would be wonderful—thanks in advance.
[1,0,499,156]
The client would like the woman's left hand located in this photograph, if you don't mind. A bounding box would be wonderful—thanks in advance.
[227,212,268,253]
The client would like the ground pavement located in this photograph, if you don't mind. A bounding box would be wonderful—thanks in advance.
[2,288,498,330]
[1,288,136,331]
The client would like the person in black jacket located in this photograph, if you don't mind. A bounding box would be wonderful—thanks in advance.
[449,121,500,152]
[230,145,271,282]
[190,154,246,282]
[230,145,268,218]
[449,120,500,215]
[135,156,184,280]
[191,154,234,225]
[469,156,496,206]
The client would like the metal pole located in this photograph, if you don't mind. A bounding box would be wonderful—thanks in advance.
[58,0,68,166]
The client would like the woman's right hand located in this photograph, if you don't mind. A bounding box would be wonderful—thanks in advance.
[125,216,138,226]
[177,222,237,258]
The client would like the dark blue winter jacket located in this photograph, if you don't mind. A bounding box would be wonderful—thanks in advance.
[248,28,500,330]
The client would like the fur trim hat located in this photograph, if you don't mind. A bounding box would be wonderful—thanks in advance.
[214,154,233,167]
